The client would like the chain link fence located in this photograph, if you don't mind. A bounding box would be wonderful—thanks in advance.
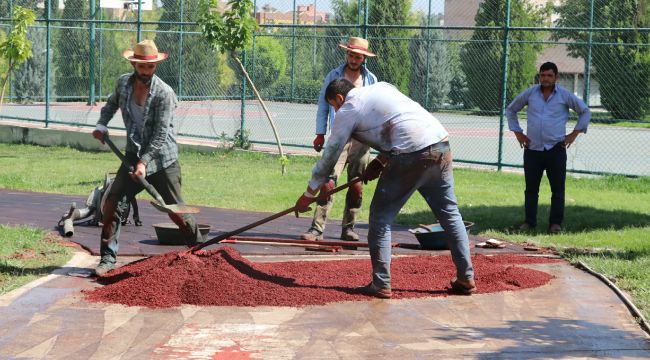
[1,0,648,176]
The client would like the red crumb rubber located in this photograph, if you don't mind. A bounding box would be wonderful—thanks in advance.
[84,246,561,308]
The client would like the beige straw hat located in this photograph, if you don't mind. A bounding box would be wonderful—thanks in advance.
[338,37,376,57]
[122,39,169,63]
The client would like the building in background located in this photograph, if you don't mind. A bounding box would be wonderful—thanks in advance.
[444,0,600,105]
[256,4,329,28]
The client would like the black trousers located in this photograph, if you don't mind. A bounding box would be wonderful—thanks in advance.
[523,143,567,227]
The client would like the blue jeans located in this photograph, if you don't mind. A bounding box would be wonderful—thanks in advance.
[523,143,567,227]
[368,142,474,289]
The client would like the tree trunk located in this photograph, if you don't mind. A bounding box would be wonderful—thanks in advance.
[232,53,287,174]
[0,61,15,110]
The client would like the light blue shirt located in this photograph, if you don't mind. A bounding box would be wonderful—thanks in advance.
[506,84,591,151]
[308,82,449,190]
[315,63,377,135]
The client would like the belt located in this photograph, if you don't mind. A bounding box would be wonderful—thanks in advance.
[389,141,450,156]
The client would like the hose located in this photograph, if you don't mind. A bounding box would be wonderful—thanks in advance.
[576,261,650,336]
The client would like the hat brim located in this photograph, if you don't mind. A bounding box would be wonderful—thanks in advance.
[122,50,169,63]
[338,44,376,57]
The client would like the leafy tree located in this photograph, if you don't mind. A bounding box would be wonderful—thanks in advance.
[14,29,48,103]
[554,0,650,120]
[198,0,287,173]
[323,0,359,75]
[367,0,414,94]
[157,0,221,99]
[461,0,547,112]
[409,13,451,111]
[270,27,324,101]
[0,6,35,108]
[248,36,286,91]
[447,43,472,109]
[55,0,89,100]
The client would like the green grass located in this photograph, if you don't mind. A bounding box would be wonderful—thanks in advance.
[0,225,73,295]
[0,143,649,320]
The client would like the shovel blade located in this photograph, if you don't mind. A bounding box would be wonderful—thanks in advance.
[150,201,201,215]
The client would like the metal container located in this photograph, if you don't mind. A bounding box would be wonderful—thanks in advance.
[408,221,474,250]
[153,223,211,245]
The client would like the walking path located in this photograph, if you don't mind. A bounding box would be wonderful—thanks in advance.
[1,189,649,358]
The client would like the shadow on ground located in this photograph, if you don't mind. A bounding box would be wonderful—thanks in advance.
[396,205,650,234]
[431,316,648,359]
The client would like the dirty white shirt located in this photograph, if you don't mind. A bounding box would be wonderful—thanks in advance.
[308,82,449,191]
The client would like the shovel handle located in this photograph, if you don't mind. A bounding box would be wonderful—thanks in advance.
[104,135,166,207]
[192,177,363,252]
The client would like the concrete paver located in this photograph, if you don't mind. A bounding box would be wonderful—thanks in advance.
[0,251,648,359]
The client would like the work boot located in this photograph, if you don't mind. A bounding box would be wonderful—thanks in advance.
[356,282,392,299]
[94,262,115,277]
[340,227,360,241]
[301,228,323,241]
[450,278,477,295]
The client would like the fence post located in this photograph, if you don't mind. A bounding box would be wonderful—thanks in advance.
[240,50,247,146]
[88,0,96,105]
[290,0,296,100]
[583,0,595,105]
[45,0,52,128]
[497,0,512,171]
[178,0,184,99]
[251,0,258,87]
[136,0,142,42]
[363,0,369,40]
[98,9,103,100]
[424,0,433,110]
[8,0,13,103]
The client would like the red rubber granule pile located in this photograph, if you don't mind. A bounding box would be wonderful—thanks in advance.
[85,246,560,308]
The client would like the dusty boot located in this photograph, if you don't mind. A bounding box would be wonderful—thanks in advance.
[301,228,323,241]
[301,202,331,241]
[341,207,361,241]
[340,227,360,241]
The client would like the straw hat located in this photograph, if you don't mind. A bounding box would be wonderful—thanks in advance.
[338,37,376,57]
[122,39,169,63]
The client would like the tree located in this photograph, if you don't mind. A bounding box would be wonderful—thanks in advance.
[198,0,287,173]
[368,0,414,94]
[554,0,650,120]
[461,0,546,112]
[55,0,89,100]
[14,29,48,103]
[156,0,221,99]
[0,6,36,108]
[248,36,287,91]
[323,0,359,76]
[408,13,451,111]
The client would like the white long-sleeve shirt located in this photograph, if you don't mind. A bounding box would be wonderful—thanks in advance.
[308,82,449,190]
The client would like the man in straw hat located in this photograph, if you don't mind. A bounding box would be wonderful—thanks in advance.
[91,39,200,276]
[301,36,378,242]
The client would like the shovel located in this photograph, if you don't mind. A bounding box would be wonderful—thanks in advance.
[189,177,363,252]
[103,134,200,215]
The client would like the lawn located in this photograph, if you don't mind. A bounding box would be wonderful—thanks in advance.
[0,143,649,320]
[0,225,73,294]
